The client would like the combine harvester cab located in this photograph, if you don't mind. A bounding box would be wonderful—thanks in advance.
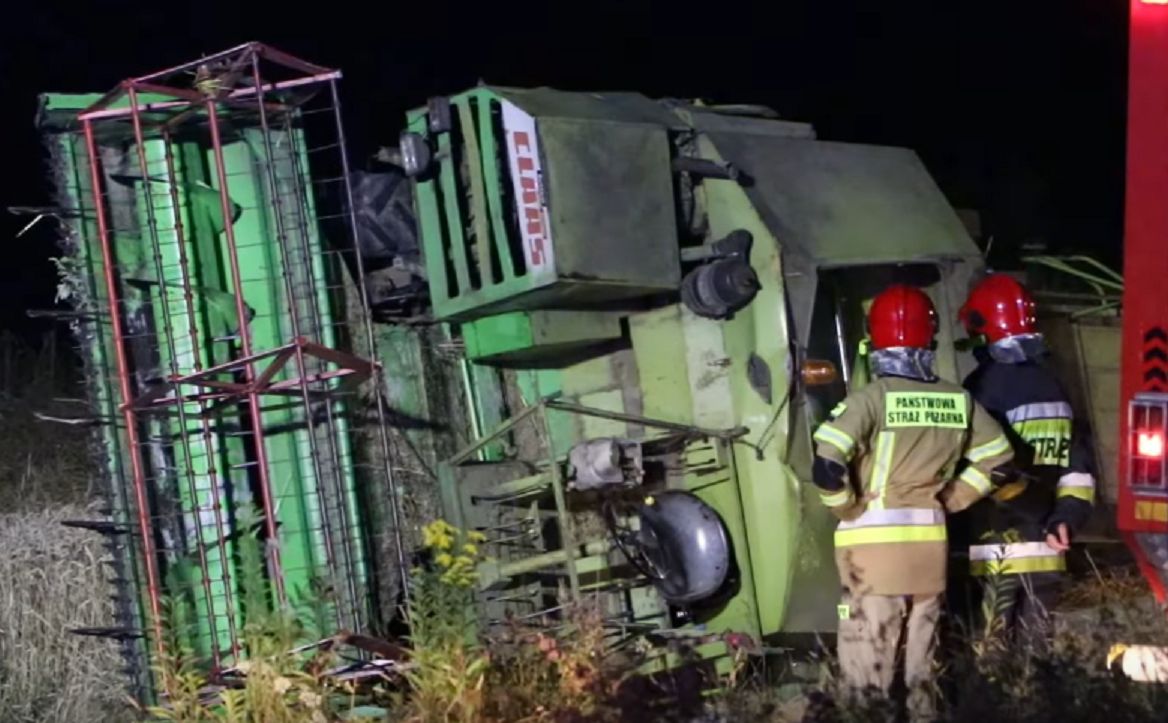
[389,86,987,676]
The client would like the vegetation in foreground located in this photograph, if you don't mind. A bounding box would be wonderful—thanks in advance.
[139,519,1168,723]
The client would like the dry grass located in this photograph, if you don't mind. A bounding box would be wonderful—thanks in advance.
[1061,565,1150,609]
[0,335,131,721]
[0,504,130,722]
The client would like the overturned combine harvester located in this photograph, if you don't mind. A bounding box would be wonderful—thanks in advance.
[36,43,988,702]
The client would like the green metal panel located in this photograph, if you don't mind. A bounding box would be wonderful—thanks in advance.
[176,139,254,661]
[507,350,649,460]
[214,140,319,597]
[467,359,508,461]
[627,308,763,641]
[628,308,696,425]
[461,313,536,361]
[461,310,624,363]
[486,87,683,126]
[630,308,766,640]
[578,389,626,439]
[408,93,540,317]
[698,157,837,635]
[288,128,368,598]
[533,116,679,285]
[702,132,983,352]
[704,136,981,268]
[137,138,241,660]
[409,88,681,321]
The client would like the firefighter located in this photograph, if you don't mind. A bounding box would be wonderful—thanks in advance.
[957,273,1097,646]
[811,283,1014,721]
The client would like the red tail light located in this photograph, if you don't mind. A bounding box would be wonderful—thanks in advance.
[1131,393,1168,488]
[1139,431,1165,458]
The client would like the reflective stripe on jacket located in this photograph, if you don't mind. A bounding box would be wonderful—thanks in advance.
[835,507,946,547]
[969,540,1067,576]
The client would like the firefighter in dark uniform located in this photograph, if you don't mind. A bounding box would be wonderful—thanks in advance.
[957,273,1097,645]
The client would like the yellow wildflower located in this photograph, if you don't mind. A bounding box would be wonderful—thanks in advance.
[462,542,478,556]
[439,552,480,588]
[435,552,454,568]
[441,567,478,588]
[422,519,455,550]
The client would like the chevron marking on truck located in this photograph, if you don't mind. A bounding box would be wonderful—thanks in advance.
[1143,327,1168,391]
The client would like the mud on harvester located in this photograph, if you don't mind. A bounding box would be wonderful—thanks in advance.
[34,42,989,701]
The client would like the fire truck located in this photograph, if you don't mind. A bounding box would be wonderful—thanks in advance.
[1118,0,1168,605]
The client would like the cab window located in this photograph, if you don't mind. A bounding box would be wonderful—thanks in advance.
[804,263,944,429]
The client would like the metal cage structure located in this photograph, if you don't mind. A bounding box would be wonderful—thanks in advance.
[46,42,408,697]
[438,394,751,676]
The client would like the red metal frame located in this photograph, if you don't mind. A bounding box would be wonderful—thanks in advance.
[80,42,336,119]
[77,42,409,675]
[130,338,375,410]
[1119,0,1168,601]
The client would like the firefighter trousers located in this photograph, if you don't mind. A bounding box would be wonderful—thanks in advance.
[838,591,941,722]
[978,570,1062,650]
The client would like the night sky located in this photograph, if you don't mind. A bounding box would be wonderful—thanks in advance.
[0,0,1129,340]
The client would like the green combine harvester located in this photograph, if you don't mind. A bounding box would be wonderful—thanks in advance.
[34,43,988,701]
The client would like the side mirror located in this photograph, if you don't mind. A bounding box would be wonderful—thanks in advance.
[399,132,432,177]
[374,131,433,178]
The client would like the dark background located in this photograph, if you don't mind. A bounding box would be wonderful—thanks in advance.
[0,0,1129,341]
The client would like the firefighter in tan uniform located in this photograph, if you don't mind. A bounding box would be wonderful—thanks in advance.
[811,284,1014,720]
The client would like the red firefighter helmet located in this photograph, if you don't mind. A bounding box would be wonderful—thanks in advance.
[958,274,1037,343]
[867,285,938,350]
